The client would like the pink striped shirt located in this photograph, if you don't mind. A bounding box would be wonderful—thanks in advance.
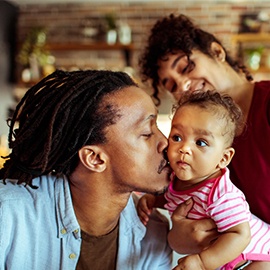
[165,168,270,269]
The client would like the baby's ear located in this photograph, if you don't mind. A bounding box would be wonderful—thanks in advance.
[78,145,107,173]
[218,147,235,169]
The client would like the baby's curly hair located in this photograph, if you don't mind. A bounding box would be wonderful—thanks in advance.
[139,14,252,105]
[174,90,244,146]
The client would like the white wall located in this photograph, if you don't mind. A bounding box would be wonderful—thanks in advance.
[0,85,13,137]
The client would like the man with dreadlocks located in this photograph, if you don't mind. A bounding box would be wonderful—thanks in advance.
[0,69,172,269]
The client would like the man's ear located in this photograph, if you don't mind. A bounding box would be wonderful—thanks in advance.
[78,145,107,173]
[210,42,226,62]
[218,147,235,169]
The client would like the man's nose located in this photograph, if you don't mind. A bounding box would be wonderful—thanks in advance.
[158,131,168,153]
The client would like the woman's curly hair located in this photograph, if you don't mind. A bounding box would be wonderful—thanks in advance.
[139,14,252,105]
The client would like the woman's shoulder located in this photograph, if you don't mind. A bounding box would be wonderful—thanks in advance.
[250,80,270,116]
[254,80,270,93]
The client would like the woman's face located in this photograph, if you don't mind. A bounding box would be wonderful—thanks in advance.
[157,47,230,101]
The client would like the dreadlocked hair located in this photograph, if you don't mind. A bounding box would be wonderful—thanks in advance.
[173,90,244,146]
[0,69,137,188]
[139,13,253,105]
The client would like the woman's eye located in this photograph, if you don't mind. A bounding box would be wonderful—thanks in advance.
[196,140,207,147]
[182,57,195,74]
[170,83,177,93]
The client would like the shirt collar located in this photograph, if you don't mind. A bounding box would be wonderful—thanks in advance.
[54,175,80,239]
[120,193,146,240]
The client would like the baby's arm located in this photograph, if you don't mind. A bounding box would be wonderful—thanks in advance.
[137,193,167,226]
[173,221,251,270]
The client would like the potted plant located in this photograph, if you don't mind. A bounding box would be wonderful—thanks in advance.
[18,27,51,82]
[104,13,117,44]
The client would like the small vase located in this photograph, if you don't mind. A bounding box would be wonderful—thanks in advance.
[106,29,117,45]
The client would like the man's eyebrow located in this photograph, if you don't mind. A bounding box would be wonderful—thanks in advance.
[143,114,157,125]
[134,110,157,127]
[161,54,186,87]
[147,114,157,120]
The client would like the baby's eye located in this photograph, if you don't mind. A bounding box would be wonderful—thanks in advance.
[196,139,207,147]
[172,135,182,142]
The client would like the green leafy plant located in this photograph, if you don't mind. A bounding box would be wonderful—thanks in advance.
[18,27,50,67]
[104,13,117,30]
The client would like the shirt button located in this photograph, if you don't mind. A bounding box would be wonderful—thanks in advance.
[61,228,67,235]
[69,253,77,259]
[74,229,79,234]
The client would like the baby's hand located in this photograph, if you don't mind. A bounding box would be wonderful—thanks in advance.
[173,254,205,270]
[137,194,156,226]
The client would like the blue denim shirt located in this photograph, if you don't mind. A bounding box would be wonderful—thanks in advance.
[0,175,171,270]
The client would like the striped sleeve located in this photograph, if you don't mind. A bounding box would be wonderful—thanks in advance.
[206,174,250,232]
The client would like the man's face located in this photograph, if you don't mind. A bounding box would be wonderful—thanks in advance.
[103,86,170,195]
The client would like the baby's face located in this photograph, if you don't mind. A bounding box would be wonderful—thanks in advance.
[167,105,228,186]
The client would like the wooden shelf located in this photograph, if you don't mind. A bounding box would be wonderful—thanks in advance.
[45,42,134,67]
[16,41,135,86]
[231,33,270,44]
[231,33,270,75]
[45,42,134,51]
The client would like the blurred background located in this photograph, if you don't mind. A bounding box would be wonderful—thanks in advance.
[1,0,270,137]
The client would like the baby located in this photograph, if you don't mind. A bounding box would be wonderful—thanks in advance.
[138,90,270,270]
